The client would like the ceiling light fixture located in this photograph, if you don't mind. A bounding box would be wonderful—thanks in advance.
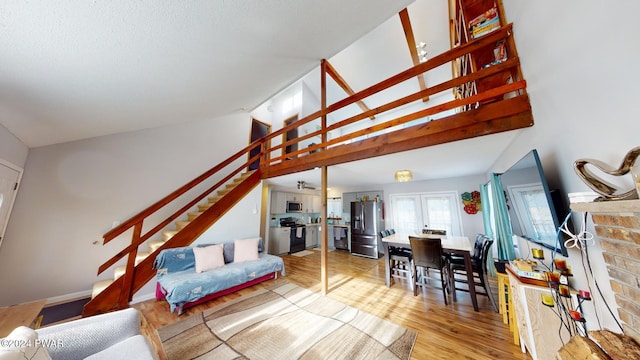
[394,170,413,182]
[416,41,428,63]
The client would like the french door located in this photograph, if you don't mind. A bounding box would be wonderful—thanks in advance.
[390,191,463,236]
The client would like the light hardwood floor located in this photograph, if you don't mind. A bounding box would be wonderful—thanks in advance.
[133,249,531,359]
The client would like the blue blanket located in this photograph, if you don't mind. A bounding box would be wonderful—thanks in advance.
[153,241,285,313]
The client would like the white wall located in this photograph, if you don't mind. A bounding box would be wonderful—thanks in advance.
[0,113,261,306]
[341,174,486,238]
[0,124,28,168]
[493,0,640,332]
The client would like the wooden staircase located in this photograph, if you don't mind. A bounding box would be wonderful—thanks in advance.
[83,170,260,316]
[84,12,533,316]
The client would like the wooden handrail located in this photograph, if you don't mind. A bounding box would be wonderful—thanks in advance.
[97,152,262,275]
[103,140,265,244]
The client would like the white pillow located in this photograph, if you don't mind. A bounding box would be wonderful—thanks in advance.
[0,326,52,360]
[234,238,260,263]
[193,244,225,273]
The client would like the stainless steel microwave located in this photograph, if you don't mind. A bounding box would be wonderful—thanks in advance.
[286,201,303,213]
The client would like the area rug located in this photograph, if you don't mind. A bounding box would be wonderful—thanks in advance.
[38,297,90,326]
[290,250,314,257]
[157,282,416,360]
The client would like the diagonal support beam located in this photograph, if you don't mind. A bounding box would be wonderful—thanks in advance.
[399,8,429,102]
[325,60,375,120]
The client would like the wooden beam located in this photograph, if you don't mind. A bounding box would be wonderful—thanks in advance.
[399,8,428,101]
[320,59,328,295]
[321,166,328,295]
[325,61,375,120]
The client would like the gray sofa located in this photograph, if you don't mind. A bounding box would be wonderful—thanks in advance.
[36,308,156,360]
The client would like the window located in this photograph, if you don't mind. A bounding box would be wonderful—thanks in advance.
[390,191,463,236]
[282,91,302,115]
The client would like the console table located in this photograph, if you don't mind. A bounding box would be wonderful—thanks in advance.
[507,265,576,360]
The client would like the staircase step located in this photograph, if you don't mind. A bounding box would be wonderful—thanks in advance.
[198,203,213,211]
[114,266,126,279]
[217,188,230,196]
[135,251,150,264]
[187,211,202,221]
[148,239,166,252]
[92,279,113,299]
[175,220,190,230]
[208,195,222,203]
[163,230,178,241]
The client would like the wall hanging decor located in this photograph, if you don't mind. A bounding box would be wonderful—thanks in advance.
[461,190,481,214]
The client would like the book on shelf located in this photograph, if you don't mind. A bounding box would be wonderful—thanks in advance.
[468,7,500,39]
[482,41,508,69]
[472,20,500,38]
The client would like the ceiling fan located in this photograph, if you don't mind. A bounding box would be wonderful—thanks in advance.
[297,181,316,190]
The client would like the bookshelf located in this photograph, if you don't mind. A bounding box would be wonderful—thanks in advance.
[449,0,524,106]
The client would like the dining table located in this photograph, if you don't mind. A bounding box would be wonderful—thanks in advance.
[382,233,479,312]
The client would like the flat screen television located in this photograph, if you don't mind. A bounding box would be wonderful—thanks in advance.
[499,149,569,257]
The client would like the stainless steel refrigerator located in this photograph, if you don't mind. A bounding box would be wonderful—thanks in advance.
[350,200,384,258]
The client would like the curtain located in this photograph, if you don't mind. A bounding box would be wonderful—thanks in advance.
[490,173,516,261]
[480,182,496,276]
[480,183,494,239]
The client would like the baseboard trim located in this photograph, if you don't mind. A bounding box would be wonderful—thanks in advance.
[45,290,92,307]
[44,289,154,308]
[130,291,155,305]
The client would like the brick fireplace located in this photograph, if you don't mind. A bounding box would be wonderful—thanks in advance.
[571,199,640,343]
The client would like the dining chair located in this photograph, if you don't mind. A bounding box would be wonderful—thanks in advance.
[449,233,485,263]
[383,230,413,284]
[449,237,498,312]
[409,236,449,304]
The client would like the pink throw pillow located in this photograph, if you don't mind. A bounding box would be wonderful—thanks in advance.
[234,238,260,263]
[193,244,225,273]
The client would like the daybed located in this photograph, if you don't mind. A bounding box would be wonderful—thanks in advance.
[153,237,285,314]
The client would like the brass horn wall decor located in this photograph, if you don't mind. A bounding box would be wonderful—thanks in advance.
[574,146,640,201]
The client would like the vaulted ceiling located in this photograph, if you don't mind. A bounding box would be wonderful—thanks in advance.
[0,0,522,189]
[0,0,412,148]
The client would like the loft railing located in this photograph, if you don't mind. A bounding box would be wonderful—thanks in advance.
[261,24,528,172]
[88,23,531,315]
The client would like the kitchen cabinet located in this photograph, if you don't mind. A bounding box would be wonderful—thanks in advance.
[270,191,288,214]
[314,225,336,250]
[268,227,290,255]
[311,195,321,213]
[300,194,320,213]
[342,191,383,213]
[507,268,576,360]
[342,193,357,213]
[306,224,319,248]
[270,191,320,214]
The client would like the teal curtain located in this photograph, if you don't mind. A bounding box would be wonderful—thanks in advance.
[479,183,493,239]
[479,182,497,276]
[490,173,516,261]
